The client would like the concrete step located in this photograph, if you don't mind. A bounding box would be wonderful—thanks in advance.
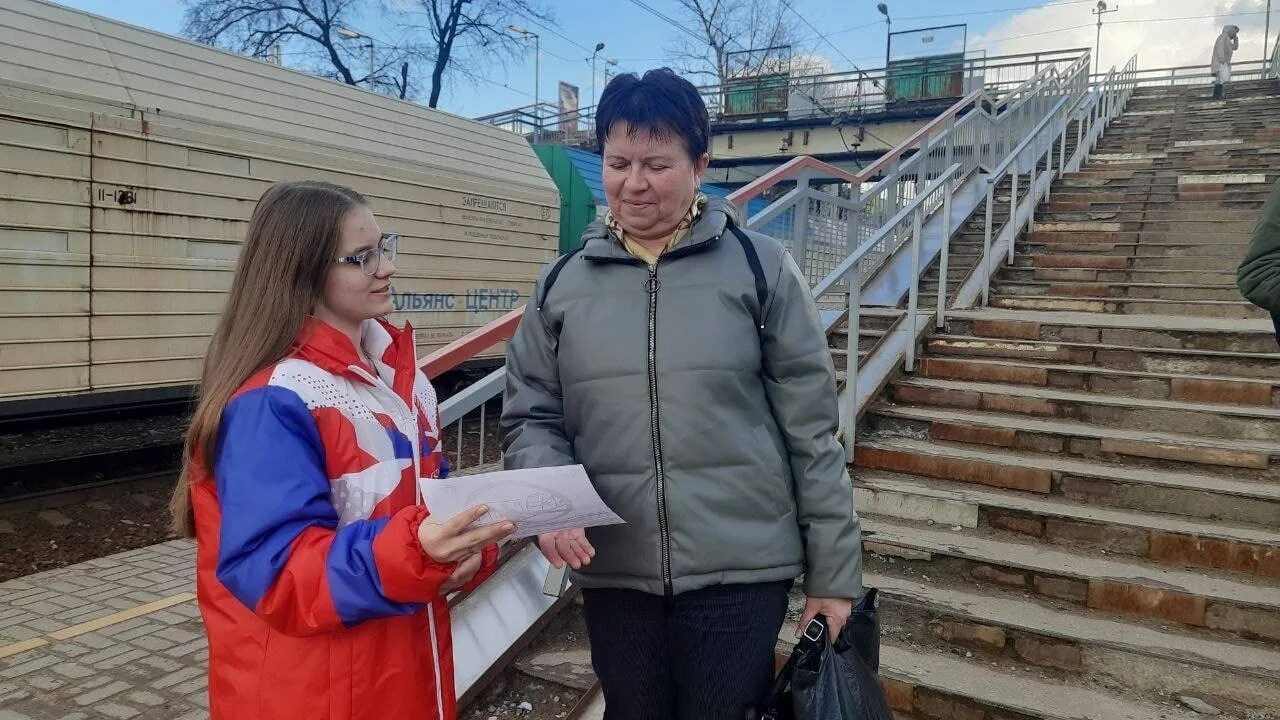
[989,295,1269,320]
[1018,241,1250,259]
[1034,211,1258,228]
[865,569,1280,713]
[915,355,1279,407]
[1016,253,1246,272]
[1028,229,1254,246]
[1002,265,1238,285]
[925,333,1280,381]
[888,376,1280,442]
[867,403,1280,481]
[856,471,1280,579]
[854,437,1280,525]
[991,279,1245,303]
[860,517,1280,644]
[943,308,1279,354]
[829,346,871,372]
[1045,201,1266,218]
[785,626,1216,720]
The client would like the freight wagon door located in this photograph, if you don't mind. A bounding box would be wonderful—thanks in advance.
[0,105,93,400]
[87,111,246,395]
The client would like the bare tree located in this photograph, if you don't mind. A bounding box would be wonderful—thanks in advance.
[411,0,552,108]
[668,0,802,86]
[181,0,426,99]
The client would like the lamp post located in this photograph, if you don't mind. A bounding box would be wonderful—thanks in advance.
[507,24,541,125]
[591,42,606,109]
[877,3,891,70]
[1091,1,1118,76]
[337,26,374,84]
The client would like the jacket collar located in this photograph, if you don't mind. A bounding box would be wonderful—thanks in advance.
[581,195,740,264]
[293,316,418,402]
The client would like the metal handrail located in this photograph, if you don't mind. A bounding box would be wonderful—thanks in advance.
[420,308,522,378]
[812,164,963,300]
[728,155,860,207]
[987,94,1073,179]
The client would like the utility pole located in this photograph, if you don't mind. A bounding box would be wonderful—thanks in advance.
[603,58,619,92]
[1091,1,1118,76]
[591,42,606,108]
[507,25,541,125]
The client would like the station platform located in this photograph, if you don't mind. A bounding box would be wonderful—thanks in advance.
[0,541,206,720]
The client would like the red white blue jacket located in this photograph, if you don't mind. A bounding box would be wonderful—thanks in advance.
[191,317,497,720]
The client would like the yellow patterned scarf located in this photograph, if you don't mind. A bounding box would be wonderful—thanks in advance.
[606,193,708,265]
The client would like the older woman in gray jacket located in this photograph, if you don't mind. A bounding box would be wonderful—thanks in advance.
[501,68,862,720]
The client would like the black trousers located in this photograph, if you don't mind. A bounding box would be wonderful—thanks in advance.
[581,581,791,720]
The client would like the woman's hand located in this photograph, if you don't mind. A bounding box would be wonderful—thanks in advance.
[537,528,595,570]
[417,505,516,564]
[439,551,483,595]
[797,596,853,644]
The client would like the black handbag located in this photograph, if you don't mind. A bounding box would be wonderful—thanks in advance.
[749,588,892,720]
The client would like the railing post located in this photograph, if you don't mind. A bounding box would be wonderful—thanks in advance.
[1059,123,1068,178]
[1027,154,1038,236]
[792,174,812,278]
[905,207,923,372]
[944,114,956,176]
[843,262,861,463]
[983,179,995,306]
[1008,167,1020,266]
[937,173,954,330]
[844,182,862,295]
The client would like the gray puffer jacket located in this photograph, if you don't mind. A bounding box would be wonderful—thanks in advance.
[500,197,863,598]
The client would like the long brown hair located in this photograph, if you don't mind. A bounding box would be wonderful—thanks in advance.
[170,180,369,536]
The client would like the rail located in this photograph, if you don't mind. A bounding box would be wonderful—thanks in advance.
[956,54,1137,311]
[1109,58,1272,87]
[480,48,1092,142]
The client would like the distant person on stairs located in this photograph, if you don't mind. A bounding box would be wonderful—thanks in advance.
[1237,179,1280,344]
[1211,25,1239,100]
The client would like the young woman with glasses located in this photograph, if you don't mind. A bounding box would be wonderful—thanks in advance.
[169,180,517,720]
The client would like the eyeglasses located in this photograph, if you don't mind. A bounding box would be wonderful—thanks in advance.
[335,233,398,276]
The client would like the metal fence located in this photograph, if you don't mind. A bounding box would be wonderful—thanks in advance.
[476,49,1092,144]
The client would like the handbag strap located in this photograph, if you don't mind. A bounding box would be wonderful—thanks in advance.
[756,619,827,719]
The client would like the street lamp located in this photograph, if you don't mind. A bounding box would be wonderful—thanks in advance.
[507,24,541,124]
[337,26,374,84]
[877,3,891,71]
[591,42,606,108]
[1091,1,1118,76]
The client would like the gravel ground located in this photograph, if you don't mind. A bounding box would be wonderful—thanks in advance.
[0,475,177,582]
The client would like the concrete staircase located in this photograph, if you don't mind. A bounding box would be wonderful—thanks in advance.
[854,79,1280,719]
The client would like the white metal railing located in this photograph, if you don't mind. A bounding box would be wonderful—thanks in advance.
[968,54,1137,305]
[479,49,1091,143]
[1112,58,1272,87]
[740,51,1093,297]
[788,51,1127,460]
[812,162,965,456]
[1269,41,1280,80]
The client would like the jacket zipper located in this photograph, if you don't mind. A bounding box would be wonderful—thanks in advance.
[349,362,444,718]
[645,262,673,595]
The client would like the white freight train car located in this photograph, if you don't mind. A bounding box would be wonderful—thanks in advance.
[0,0,558,409]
